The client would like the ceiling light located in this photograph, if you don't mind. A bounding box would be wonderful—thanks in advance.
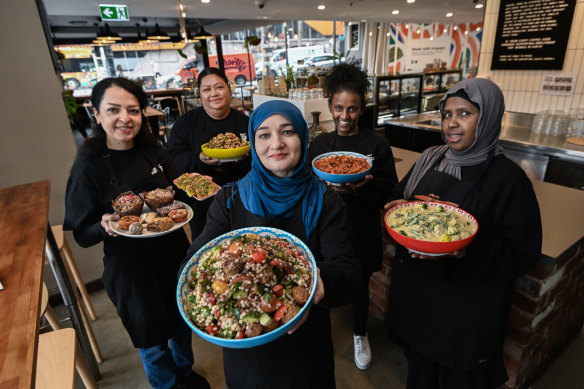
[294,33,298,39]
[148,23,171,40]
[464,30,468,35]
[475,3,483,8]
[274,36,278,41]
[194,28,213,40]
[443,28,447,33]
[392,10,399,15]
[97,23,122,40]
[476,27,481,31]
[201,0,210,3]
[453,26,458,30]
[407,0,415,3]
[405,24,410,28]
[446,12,453,17]
[369,31,373,36]
[318,5,325,10]
[386,32,390,36]
[430,36,434,40]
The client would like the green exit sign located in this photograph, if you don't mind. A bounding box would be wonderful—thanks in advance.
[99,4,129,21]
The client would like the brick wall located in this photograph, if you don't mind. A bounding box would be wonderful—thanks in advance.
[369,223,584,389]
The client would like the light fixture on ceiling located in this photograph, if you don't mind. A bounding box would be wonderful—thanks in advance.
[140,28,159,43]
[294,33,298,39]
[148,23,171,40]
[93,39,114,44]
[392,10,399,15]
[475,3,484,8]
[318,5,325,10]
[407,0,415,3]
[97,23,122,40]
[476,27,481,32]
[443,27,447,33]
[201,0,210,3]
[194,28,213,40]
[446,12,453,17]
[453,25,458,30]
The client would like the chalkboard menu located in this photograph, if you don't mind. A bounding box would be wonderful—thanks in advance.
[491,0,576,70]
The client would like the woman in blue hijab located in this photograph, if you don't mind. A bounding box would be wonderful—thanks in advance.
[186,100,361,389]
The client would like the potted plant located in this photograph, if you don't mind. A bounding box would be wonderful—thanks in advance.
[194,44,208,54]
[244,35,261,49]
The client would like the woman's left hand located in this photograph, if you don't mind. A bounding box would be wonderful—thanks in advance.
[288,269,324,335]
[409,248,467,260]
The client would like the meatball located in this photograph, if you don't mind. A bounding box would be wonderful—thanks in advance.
[223,253,244,276]
[255,265,275,284]
[262,319,279,333]
[245,322,263,338]
[281,305,300,324]
[292,286,310,305]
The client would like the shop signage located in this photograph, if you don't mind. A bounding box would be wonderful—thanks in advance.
[491,0,576,70]
[539,73,576,96]
[99,4,129,21]
[405,36,450,72]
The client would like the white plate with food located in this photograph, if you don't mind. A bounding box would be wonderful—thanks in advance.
[109,201,193,239]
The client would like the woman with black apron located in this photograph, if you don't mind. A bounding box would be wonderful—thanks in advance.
[64,78,209,389]
[385,78,542,388]
[307,63,398,370]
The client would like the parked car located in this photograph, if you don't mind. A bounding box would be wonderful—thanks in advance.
[297,54,338,70]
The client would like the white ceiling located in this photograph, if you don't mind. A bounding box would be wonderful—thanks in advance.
[42,0,486,43]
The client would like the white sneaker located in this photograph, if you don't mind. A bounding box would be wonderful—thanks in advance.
[353,333,372,370]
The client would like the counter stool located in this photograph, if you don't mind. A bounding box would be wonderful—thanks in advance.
[51,225,97,320]
[39,285,97,389]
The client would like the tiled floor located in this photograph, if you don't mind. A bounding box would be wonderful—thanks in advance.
[54,289,584,389]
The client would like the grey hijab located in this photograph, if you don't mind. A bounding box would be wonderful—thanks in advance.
[404,78,505,199]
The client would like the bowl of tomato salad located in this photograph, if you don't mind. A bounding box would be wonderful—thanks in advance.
[177,227,317,348]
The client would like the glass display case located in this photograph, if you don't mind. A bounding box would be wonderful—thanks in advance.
[421,69,463,112]
[372,73,423,126]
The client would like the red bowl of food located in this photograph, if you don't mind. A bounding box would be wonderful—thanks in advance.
[384,201,478,255]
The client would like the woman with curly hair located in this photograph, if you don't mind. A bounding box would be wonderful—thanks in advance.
[307,63,398,370]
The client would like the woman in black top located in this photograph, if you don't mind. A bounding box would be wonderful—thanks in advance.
[385,78,542,388]
[64,78,209,389]
[307,63,398,370]
[167,68,250,239]
[186,100,361,388]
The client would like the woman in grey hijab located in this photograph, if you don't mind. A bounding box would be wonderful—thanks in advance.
[384,78,542,389]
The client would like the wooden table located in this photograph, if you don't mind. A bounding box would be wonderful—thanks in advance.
[0,181,49,389]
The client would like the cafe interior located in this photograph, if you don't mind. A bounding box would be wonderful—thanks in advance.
[1,0,584,388]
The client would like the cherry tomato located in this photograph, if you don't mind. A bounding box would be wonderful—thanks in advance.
[251,249,267,263]
[272,284,284,297]
[206,293,216,305]
[274,305,288,322]
[206,324,219,335]
[261,294,279,313]
[236,329,245,339]
[227,242,242,256]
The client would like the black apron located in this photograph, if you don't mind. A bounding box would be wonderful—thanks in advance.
[102,149,189,348]
[388,154,510,374]
[328,132,383,274]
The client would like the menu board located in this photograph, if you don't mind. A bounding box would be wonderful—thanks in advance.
[491,0,576,70]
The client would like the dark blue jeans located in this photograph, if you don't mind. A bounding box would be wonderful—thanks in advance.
[138,324,194,389]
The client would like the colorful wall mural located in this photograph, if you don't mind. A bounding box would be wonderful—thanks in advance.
[388,22,483,76]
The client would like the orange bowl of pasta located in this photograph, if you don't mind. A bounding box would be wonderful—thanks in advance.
[312,151,372,184]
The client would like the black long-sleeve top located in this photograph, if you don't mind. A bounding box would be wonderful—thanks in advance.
[186,185,361,389]
[307,129,398,273]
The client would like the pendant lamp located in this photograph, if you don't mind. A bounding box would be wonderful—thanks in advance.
[97,23,122,40]
[148,23,171,40]
[194,27,213,40]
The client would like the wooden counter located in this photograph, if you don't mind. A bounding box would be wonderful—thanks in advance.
[0,180,50,389]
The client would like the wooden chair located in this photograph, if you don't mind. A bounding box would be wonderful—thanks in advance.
[42,229,104,364]
[51,225,97,320]
[39,285,97,389]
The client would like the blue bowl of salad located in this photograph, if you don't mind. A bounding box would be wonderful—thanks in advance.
[312,151,372,184]
[177,227,317,349]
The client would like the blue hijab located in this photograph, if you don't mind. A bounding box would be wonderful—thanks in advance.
[237,100,327,239]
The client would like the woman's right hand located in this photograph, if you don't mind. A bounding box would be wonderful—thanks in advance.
[101,213,120,236]
[384,199,407,210]
[199,152,225,166]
